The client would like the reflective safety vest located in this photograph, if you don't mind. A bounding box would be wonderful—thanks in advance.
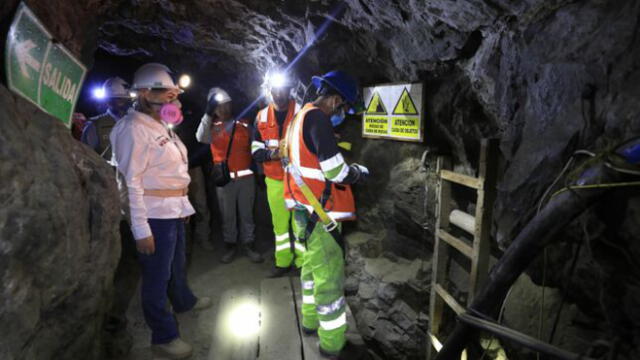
[284,103,356,221]
[89,113,117,160]
[256,100,300,180]
[211,119,253,177]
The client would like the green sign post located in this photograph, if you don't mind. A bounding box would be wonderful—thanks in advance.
[5,3,87,127]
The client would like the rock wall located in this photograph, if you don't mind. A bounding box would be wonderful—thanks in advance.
[0,84,121,359]
[1,2,121,359]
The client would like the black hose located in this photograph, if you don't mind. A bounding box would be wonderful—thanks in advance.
[436,138,640,359]
[548,239,583,344]
[434,155,633,359]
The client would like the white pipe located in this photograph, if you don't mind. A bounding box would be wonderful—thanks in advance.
[449,209,476,235]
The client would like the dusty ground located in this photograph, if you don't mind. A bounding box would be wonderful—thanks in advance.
[122,241,273,360]
[122,194,275,360]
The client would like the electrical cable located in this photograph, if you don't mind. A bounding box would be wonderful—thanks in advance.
[536,149,595,214]
[548,181,640,200]
[604,161,640,176]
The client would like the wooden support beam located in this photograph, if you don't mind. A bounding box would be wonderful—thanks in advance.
[440,170,482,189]
[469,139,499,301]
[428,156,452,360]
[437,229,473,259]
[434,284,465,315]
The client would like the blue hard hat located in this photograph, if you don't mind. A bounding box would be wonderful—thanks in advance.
[312,70,359,105]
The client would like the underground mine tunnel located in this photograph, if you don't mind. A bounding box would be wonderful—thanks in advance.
[1,0,640,359]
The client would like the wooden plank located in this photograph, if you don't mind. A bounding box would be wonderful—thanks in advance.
[440,170,482,190]
[258,278,302,360]
[209,288,260,360]
[437,229,473,259]
[469,139,499,301]
[428,156,451,360]
[434,284,465,315]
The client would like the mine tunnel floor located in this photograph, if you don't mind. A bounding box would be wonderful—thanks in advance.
[121,239,364,360]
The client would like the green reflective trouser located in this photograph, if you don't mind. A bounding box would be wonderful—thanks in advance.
[293,209,346,354]
[265,177,304,268]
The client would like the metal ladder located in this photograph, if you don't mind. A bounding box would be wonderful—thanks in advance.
[427,138,499,359]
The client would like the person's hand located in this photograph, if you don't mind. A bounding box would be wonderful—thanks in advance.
[204,96,219,116]
[136,236,155,255]
[350,163,369,183]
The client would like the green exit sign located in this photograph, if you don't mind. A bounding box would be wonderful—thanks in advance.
[4,2,87,127]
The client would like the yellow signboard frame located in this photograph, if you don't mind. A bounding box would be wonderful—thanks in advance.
[362,82,424,142]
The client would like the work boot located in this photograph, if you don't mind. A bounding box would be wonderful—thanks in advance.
[268,266,291,278]
[301,326,317,337]
[319,345,339,360]
[220,244,237,264]
[243,244,264,263]
[151,338,193,359]
[192,296,212,311]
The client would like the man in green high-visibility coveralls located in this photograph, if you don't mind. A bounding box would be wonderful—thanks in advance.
[252,68,303,277]
[283,70,369,359]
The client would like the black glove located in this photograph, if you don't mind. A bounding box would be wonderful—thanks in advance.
[265,148,280,161]
[205,96,219,116]
[350,163,370,183]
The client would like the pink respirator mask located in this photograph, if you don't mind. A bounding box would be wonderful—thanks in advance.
[159,102,184,125]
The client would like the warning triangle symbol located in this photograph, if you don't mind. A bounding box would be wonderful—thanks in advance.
[366,91,387,115]
[392,88,418,115]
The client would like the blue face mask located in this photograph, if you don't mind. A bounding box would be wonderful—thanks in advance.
[330,108,345,127]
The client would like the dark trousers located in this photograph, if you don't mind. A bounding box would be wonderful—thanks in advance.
[138,218,197,344]
[216,175,256,244]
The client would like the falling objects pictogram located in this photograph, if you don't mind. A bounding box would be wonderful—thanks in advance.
[392,88,418,115]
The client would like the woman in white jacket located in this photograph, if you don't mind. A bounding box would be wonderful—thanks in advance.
[110,63,210,360]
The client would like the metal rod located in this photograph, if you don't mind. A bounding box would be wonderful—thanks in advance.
[458,313,596,360]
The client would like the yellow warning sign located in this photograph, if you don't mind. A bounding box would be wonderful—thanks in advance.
[362,82,423,142]
[392,88,418,115]
[366,91,387,115]
[390,116,420,139]
[363,116,389,135]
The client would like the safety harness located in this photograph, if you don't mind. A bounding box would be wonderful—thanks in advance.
[282,110,345,254]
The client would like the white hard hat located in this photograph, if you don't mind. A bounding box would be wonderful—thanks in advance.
[102,77,130,98]
[207,87,231,104]
[132,63,182,92]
